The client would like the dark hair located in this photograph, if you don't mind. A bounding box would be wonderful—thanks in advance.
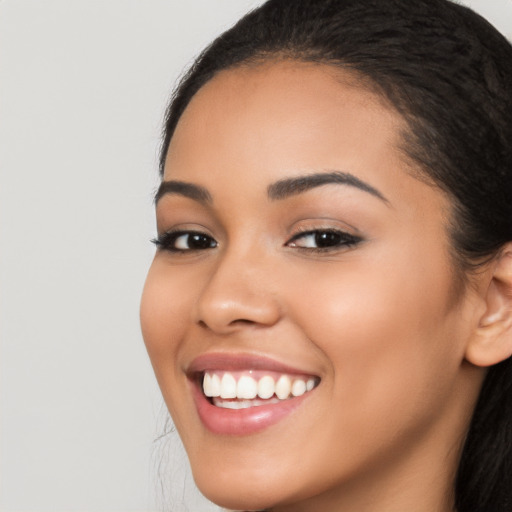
[159,1,512,510]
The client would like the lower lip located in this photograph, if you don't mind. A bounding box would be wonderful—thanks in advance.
[191,381,311,436]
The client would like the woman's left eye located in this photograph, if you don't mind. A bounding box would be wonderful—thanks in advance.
[286,229,362,251]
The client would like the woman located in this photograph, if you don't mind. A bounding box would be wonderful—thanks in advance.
[141,0,512,510]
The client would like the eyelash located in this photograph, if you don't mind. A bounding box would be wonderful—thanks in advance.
[151,230,217,253]
[286,229,362,252]
[152,228,362,254]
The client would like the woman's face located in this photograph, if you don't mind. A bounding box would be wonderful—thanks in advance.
[141,62,483,511]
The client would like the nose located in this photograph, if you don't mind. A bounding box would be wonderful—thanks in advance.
[194,248,282,334]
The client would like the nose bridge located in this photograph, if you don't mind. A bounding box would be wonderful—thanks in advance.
[194,240,281,333]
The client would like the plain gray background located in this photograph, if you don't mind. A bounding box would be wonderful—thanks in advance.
[1,1,511,511]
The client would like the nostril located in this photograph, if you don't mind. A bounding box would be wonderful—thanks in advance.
[198,318,255,330]
[230,318,255,326]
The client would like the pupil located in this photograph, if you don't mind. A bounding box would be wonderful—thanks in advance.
[190,234,213,249]
[315,232,340,247]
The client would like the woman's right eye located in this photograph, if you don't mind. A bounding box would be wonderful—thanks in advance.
[152,231,217,252]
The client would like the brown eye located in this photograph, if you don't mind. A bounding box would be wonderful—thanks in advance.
[152,231,217,252]
[313,231,345,248]
[287,229,361,251]
[176,233,216,250]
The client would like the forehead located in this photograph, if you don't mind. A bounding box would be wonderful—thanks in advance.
[159,61,456,241]
[165,61,408,184]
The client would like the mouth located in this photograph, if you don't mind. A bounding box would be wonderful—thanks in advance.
[187,353,321,435]
[202,370,319,409]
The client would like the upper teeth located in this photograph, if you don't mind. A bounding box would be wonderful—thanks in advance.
[202,371,317,401]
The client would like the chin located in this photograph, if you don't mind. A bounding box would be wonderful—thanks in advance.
[189,453,298,512]
[195,477,275,511]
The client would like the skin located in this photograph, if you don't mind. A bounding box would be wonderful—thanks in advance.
[140,61,490,512]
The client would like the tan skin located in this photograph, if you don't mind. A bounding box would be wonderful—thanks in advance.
[141,61,512,512]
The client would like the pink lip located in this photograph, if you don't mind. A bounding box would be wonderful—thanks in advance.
[187,352,316,375]
[187,352,319,436]
[191,382,311,435]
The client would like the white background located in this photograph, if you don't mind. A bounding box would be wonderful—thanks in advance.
[1,1,511,511]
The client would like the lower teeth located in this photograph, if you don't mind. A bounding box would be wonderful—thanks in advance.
[212,397,282,409]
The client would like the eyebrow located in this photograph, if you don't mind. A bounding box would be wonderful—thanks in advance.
[155,180,212,205]
[155,170,388,206]
[267,171,389,204]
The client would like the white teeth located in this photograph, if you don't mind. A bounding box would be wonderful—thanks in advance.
[211,374,221,396]
[291,379,307,397]
[257,375,275,399]
[275,375,292,400]
[213,397,281,409]
[217,399,253,409]
[220,373,237,399]
[203,372,213,397]
[203,373,221,397]
[202,371,319,404]
[237,375,258,399]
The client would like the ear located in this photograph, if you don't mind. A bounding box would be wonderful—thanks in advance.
[465,244,512,367]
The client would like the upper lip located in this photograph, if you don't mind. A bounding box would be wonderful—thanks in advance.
[187,352,320,377]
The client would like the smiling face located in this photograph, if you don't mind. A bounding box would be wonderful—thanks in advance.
[141,61,486,512]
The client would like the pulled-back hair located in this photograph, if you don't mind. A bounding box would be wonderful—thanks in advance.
[159,1,512,510]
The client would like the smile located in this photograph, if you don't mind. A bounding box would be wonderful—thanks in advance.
[203,370,318,407]
[188,354,321,435]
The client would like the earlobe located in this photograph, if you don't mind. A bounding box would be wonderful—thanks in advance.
[465,244,512,367]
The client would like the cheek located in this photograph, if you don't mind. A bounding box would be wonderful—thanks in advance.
[140,260,204,439]
[140,260,193,382]
[285,250,464,429]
